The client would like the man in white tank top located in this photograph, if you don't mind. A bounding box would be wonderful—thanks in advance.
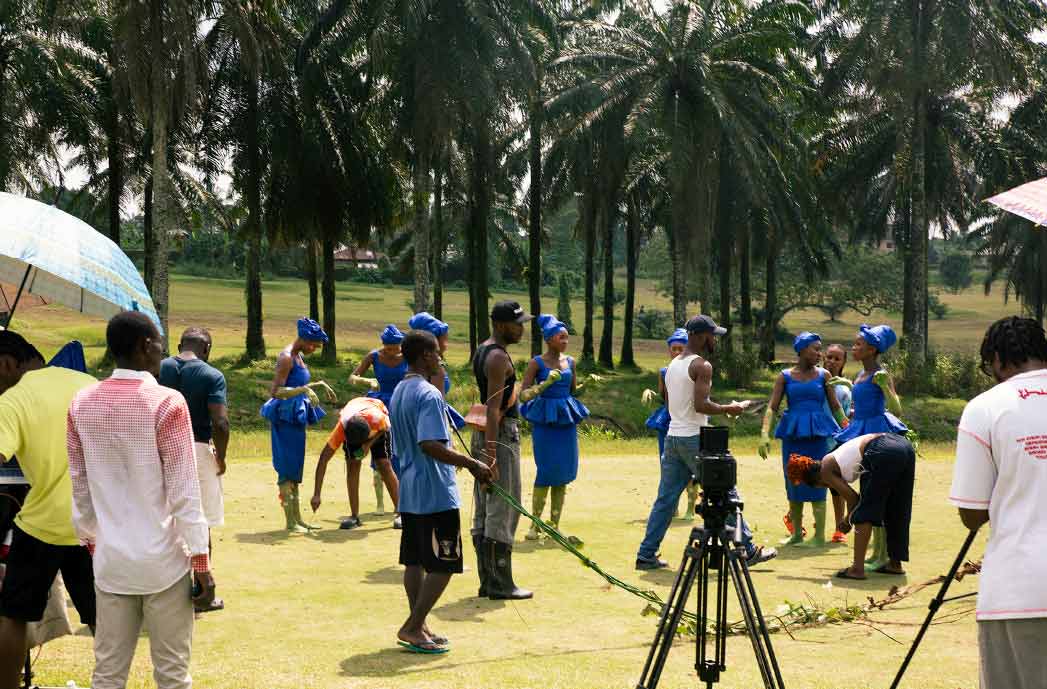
[636,315,778,570]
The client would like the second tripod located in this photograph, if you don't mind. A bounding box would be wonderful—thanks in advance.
[636,506,785,689]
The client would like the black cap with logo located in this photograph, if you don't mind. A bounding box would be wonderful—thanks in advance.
[491,300,534,324]
[685,314,727,336]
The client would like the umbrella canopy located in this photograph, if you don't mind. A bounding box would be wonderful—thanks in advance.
[0,192,161,333]
[985,177,1047,227]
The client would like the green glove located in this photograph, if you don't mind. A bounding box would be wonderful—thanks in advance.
[757,434,771,460]
[828,376,853,390]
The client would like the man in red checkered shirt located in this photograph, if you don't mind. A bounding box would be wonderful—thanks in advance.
[67,312,215,689]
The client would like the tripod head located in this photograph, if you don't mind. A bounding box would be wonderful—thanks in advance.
[693,426,742,534]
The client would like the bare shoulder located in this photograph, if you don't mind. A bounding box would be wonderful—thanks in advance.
[690,356,712,377]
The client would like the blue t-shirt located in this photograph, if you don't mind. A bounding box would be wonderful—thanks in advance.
[390,375,458,514]
[158,356,227,442]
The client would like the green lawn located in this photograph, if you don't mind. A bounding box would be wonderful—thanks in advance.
[34,434,982,689]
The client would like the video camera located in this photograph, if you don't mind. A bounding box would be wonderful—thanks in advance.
[693,426,741,530]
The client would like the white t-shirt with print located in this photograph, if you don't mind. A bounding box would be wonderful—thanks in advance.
[950,368,1047,621]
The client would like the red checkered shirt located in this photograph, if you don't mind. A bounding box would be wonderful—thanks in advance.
[68,369,210,595]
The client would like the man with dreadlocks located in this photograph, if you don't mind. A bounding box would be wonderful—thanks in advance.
[949,316,1047,689]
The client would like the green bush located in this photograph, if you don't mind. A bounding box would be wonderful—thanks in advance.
[713,339,764,389]
[635,307,673,339]
[885,348,992,399]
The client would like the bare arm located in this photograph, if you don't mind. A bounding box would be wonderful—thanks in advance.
[208,403,230,472]
[269,353,293,397]
[768,372,786,414]
[658,372,666,403]
[691,358,742,417]
[351,354,373,377]
[310,444,338,511]
[959,508,989,531]
[520,359,540,391]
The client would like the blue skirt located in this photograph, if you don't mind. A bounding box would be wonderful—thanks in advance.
[271,421,306,484]
[532,423,579,487]
[782,436,829,502]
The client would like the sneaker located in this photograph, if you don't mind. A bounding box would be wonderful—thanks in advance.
[635,556,669,571]
[745,546,778,567]
[831,531,848,544]
[393,515,402,530]
[339,516,362,530]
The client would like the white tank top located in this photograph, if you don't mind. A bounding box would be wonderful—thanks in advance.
[666,354,709,437]
[832,434,880,483]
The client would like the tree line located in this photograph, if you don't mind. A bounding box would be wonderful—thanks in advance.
[3,0,1046,367]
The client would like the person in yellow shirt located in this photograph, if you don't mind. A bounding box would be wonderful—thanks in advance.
[0,331,96,689]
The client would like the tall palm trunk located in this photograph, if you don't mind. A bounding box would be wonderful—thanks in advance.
[739,216,752,328]
[432,157,445,320]
[905,89,929,367]
[582,194,597,364]
[307,239,319,322]
[321,234,337,364]
[598,206,615,369]
[468,117,492,350]
[669,138,689,326]
[0,61,7,190]
[760,225,778,363]
[149,0,172,346]
[620,193,639,368]
[244,74,265,359]
[106,104,122,246]
[716,155,733,352]
[528,92,544,357]
[692,143,720,313]
[143,173,154,291]
[412,153,431,313]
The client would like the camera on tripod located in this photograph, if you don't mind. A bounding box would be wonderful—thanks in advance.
[696,426,736,494]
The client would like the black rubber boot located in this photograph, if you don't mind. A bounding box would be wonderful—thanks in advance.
[486,539,533,600]
[473,534,489,598]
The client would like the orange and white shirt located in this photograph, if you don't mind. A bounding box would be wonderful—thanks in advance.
[950,368,1047,620]
[326,397,391,450]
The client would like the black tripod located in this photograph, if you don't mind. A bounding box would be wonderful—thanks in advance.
[637,494,785,689]
[888,529,979,689]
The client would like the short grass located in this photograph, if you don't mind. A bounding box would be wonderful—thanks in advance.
[34,435,982,689]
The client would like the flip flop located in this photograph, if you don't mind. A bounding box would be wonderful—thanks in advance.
[397,640,449,655]
[428,634,450,646]
[873,565,906,575]
[835,568,866,580]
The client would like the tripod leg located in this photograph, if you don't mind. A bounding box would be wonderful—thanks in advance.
[889,529,979,689]
[637,530,707,689]
[728,547,787,689]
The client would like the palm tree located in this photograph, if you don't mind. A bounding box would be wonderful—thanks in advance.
[550,1,812,325]
[817,0,1046,363]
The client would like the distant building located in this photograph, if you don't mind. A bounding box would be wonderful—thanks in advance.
[333,245,384,270]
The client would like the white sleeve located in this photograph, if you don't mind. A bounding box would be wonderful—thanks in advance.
[949,400,996,509]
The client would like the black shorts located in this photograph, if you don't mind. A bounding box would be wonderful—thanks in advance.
[342,431,390,468]
[0,525,96,625]
[399,510,463,574]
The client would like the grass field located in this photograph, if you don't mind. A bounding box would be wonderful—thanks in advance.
[32,434,983,689]
[11,271,1011,688]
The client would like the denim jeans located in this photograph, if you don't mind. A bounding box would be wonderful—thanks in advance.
[637,434,755,561]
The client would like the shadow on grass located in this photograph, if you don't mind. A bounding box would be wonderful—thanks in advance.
[361,565,405,586]
[431,596,506,624]
[339,641,654,678]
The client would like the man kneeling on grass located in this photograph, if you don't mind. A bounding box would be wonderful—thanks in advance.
[389,330,493,654]
[787,432,915,580]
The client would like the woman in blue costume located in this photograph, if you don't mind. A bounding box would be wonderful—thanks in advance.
[519,315,590,541]
[823,343,853,543]
[641,328,699,520]
[831,323,908,568]
[261,318,336,533]
[348,325,407,527]
[407,312,468,431]
[759,332,848,547]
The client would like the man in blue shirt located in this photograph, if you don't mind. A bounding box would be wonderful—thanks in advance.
[390,330,492,655]
[158,327,230,613]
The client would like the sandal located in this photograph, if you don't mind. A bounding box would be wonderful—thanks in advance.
[783,513,807,538]
[835,567,866,580]
[397,640,449,655]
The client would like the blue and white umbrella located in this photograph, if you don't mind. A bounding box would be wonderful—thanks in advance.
[0,192,161,333]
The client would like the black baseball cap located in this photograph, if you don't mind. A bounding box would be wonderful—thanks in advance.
[685,314,727,336]
[491,300,534,324]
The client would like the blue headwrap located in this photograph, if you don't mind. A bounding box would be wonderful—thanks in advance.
[793,331,822,354]
[408,312,449,338]
[666,328,689,346]
[859,324,897,353]
[380,324,405,345]
[536,314,567,341]
[297,317,329,343]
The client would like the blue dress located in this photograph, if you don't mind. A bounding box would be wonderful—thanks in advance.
[366,350,407,474]
[833,368,908,444]
[521,356,590,487]
[645,368,671,457]
[442,367,467,430]
[774,369,839,503]
[260,356,326,483]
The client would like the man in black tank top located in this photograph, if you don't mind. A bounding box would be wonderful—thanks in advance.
[469,301,534,600]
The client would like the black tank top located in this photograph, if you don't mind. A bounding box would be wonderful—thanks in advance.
[473,342,518,418]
